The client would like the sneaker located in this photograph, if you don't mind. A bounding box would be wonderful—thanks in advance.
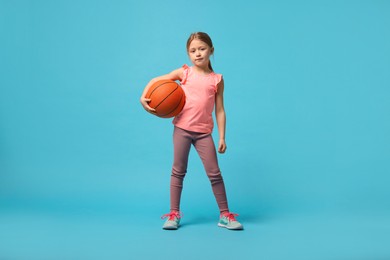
[218,212,244,230]
[161,211,182,230]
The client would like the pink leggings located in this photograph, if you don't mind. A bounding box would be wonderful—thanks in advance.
[170,126,229,213]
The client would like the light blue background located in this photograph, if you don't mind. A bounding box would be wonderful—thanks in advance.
[1,0,389,259]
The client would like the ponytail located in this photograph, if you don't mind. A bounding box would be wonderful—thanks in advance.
[208,61,213,71]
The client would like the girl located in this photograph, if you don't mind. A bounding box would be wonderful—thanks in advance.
[140,32,243,230]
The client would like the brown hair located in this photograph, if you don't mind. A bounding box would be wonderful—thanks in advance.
[186,32,214,71]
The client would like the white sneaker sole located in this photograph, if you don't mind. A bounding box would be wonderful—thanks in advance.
[163,225,179,230]
[218,223,244,230]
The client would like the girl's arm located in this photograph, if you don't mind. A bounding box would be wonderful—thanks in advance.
[140,67,184,113]
[215,78,227,153]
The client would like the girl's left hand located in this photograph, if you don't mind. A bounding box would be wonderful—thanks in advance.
[218,139,227,154]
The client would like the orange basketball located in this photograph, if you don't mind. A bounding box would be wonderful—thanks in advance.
[145,79,186,118]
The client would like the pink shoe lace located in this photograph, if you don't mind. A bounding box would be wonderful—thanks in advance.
[221,212,239,221]
[161,211,182,221]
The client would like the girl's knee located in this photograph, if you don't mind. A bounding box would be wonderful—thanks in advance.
[207,170,223,183]
[171,167,187,179]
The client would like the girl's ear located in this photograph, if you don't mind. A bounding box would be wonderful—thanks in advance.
[211,47,214,55]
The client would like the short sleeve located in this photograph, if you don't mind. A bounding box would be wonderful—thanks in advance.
[181,64,190,85]
[214,74,223,92]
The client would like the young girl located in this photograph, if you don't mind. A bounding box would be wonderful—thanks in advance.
[140,32,243,230]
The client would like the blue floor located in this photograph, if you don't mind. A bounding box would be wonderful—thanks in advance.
[1,199,389,260]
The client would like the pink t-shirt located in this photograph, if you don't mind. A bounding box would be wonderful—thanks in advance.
[173,65,222,134]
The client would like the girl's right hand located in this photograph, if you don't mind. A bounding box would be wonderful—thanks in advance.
[140,97,156,114]
[140,67,184,115]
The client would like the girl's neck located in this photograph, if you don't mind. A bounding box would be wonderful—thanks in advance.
[192,65,213,75]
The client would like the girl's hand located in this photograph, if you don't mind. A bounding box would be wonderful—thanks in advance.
[218,139,227,154]
[140,97,156,114]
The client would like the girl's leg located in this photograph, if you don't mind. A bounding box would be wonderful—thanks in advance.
[193,133,229,213]
[170,127,192,212]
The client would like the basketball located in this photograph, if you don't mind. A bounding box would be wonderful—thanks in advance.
[145,79,186,118]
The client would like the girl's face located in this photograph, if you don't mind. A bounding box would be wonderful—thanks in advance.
[187,39,213,69]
